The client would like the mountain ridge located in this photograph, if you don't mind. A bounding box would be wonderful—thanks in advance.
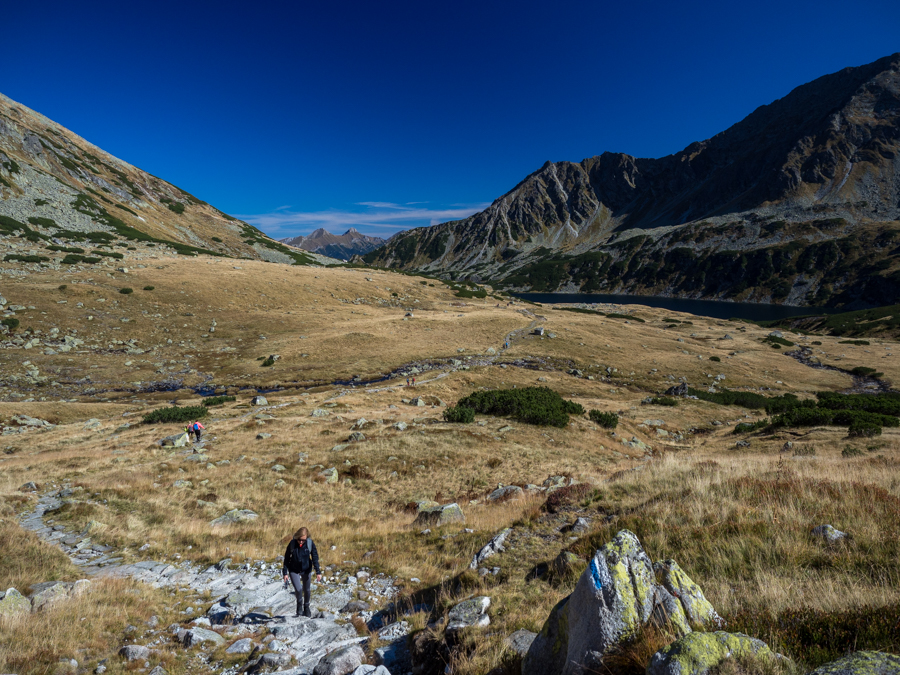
[280,227,384,260]
[363,53,900,308]
[0,93,337,266]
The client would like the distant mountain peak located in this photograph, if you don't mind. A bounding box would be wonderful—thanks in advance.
[280,227,384,260]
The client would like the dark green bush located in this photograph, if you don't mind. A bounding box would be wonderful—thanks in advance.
[816,392,900,416]
[167,202,185,214]
[606,313,645,322]
[589,410,619,428]
[456,387,583,428]
[93,250,124,259]
[842,445,865,457]
[211,237,222,243]
[202,395,236,407]
[261,357,275,367]
[58,285,67,291]
[443,405,475,423]
[47,245,85,253]
[142,406,208,424]
[649,397,678,407]
[850,366,883,378]
[27,216,57,228]
[848,422,882,438]
[764,335,795,347]
[709,356,721,362]
[1,318,19,330]
[3,254,49,263]
[839,339,869,346]
[143,286,155,291]
[733,419,769,434]
[119,287,133,295]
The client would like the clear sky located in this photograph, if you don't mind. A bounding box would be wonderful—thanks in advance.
[4,0,899,239]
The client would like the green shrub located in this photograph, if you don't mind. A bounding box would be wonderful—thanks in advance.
[606,313,645,322]
[47,245,85,253]
[456,387,583,428]
[3,254,49,263]
[850,366,883,378]
[1,318,19,330]
[709,355,721,362]
[58,285,67,291]
[119,287,133,295]
[93,250,124,259]
[589,410,619,428]
[27,216,57,228]
[812,341,822,345]
[443,405,475,423]
[848,422,882,438]
[662,318,681,323]
[733,419,769,434]
[842,445,865,457]
[142,406,208,424]
[202,395,236,407]
[764,335,795,347]
[211,237,222,243]
[167,202,185,214]
[839,339,869,346]
[143,286,155,291]
[649,397,678,407]
[261,357,275,367]
[391,292,399,297]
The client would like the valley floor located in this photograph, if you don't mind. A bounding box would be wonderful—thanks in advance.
[1,250,899,674]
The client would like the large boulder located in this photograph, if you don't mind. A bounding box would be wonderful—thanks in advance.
[210,509,259,527]
[413,503,465,528]
[182,627,225,647]
[119,645,151,661]
[161,432,191,447]
[446,596,491,637]
[0,588,31,618]
[646,631,778,675]
[470,528,512,570]
[313,643,365,675]
[523,530,723,675]
[807,651,900,674]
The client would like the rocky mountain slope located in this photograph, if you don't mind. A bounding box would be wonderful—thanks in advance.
[364,53,900,308]
[0,93,333,267]
[281,227,384,260]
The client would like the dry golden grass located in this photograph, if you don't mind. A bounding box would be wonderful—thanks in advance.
[2,259,900,674]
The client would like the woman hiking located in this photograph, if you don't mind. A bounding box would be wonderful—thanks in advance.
[282,527,322,617]
[191,420,205,442]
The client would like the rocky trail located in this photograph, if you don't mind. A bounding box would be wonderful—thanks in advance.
[17,492,413,675]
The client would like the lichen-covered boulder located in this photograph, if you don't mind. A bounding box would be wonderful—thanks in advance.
[807,651,900,674]
[646,631,777,675]
[522,596,570,675]
[313,643,365,675]
[413,502,465,527]
[653,560,724,629]
[0,588,31,618]
[523,530,725,675]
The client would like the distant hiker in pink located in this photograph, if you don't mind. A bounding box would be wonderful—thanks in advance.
[191,420,205,442]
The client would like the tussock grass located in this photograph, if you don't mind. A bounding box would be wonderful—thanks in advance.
[0,519,82,592]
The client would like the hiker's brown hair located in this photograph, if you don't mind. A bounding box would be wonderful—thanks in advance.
[293,527,309,540]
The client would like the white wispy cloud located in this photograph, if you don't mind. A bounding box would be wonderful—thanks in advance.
[237,202,488,239]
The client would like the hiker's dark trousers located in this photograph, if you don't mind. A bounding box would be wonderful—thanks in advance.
[289,571,310,609]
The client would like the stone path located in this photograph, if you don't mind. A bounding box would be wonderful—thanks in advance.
[19,493,412,674]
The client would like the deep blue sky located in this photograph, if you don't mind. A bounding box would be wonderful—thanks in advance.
[4,0,899,238]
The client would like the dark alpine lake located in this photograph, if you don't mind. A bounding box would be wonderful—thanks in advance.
[513,293,840,322]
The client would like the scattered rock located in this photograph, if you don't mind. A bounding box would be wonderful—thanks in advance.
[226,638,255,654]
[182,626,226,647]
[161,432,191,448]
[446,596,491,638]
[0,588,31,618]
[413,502,465,528]
[313,643,365,675]
[319,467,339,484]
[251,396,268,406]
[811,524,850,544]
[256,433,272,440]
[469,528,511,570]
[172,480,193,489]
[665,382,689,397]
[118,645,150,662]
[348,431,366,442]
[488,485,523,502]
[209,509,259,527]
[393,421,407,431]
[340,600,370,613]
[505,629,538,657]
[550,551,583,582]
[19,481,38,492]
[647,631,779,675]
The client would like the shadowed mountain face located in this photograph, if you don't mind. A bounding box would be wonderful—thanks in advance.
[280,228,385,260]
[364,53,900,307]
[0,93,325,265]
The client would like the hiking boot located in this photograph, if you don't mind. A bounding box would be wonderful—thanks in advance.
[302,604,311,618]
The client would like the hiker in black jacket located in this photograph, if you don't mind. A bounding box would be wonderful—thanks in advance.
[281,526,322,617]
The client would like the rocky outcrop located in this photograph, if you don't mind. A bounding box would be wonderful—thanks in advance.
[412,503,465,528]
[522,530,724,675]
